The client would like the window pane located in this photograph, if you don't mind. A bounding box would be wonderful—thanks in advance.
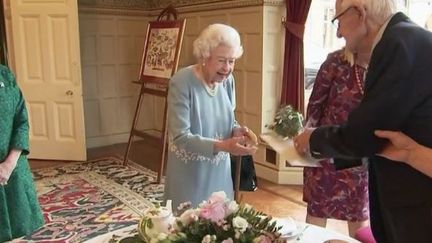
[303,0,344,110]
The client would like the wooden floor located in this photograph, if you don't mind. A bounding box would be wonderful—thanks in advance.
[29,139,350,236]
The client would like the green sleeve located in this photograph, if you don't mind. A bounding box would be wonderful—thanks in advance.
[10,75,30,155]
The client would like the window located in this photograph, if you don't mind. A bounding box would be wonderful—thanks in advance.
[303,0,343,110]
[406,1,432,29]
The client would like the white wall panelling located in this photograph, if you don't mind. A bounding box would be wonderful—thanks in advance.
[79,13,149,147]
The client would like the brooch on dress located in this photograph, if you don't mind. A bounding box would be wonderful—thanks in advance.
[0,81,4,88]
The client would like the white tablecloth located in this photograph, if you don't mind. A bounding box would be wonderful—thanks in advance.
[285,222,360,243]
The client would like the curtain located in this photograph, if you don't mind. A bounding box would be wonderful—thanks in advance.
[0,0,8,66]
[280,0,312,113]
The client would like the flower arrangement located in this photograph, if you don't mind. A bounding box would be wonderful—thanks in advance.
[266,105,304,139]
[138,191,285,243]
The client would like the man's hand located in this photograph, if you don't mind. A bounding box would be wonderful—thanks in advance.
[374,130,416,163]
[293,128,316,156]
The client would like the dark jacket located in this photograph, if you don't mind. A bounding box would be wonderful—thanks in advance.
[310,13,432,243]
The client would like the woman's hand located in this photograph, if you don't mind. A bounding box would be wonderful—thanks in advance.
[0,160,17,186]
[232,126,248,137]
[233,126,258,145]
[215,136,257,156]
[0,149,21,186]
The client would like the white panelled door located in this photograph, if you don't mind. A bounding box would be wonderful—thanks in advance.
[9,0,86,160]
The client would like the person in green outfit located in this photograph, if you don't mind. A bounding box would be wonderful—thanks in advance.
[0,64,44,242]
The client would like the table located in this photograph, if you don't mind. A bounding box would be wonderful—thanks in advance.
[286,222,361,243]
[86,220,360,243]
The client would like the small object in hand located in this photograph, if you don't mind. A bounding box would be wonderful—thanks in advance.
[323,240,349,243]
[245,129,258,145]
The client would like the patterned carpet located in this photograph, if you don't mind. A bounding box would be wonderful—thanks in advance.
[18,157,164,243]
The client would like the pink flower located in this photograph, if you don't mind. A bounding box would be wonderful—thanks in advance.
[222,238,234,243]
[207,191,227,203]
[199,192,228,223]
[199,199,226,222]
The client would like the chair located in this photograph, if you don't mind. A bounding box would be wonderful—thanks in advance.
[355,226,376,243]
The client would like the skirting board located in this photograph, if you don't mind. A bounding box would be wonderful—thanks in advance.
[86,130,162,148]
[255,163,304,185]
[86,133,130,148]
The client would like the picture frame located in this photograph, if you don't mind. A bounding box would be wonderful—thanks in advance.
[138,19,186,85]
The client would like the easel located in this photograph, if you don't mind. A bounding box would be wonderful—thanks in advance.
[123,6,186,184]
[234,156,242,202]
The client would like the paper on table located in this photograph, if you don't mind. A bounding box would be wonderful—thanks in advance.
[272,217,299,236]
[260,133,321,167]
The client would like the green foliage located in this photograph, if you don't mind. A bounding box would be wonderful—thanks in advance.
[267,105,304,138]
[166,204,283,243]
[139,204,285,243]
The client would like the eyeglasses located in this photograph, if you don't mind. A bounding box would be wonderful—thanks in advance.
[331,6,354,28]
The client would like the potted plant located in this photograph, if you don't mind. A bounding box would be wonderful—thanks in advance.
[267,105,304,139]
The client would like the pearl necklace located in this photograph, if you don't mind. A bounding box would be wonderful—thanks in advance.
[203,82,218,97]
[196,65,218,97]
[354,64,365,95]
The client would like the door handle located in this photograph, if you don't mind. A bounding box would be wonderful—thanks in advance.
[66,90,73,96]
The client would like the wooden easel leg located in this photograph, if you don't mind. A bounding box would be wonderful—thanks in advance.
[123,86,146,166]
[157,95,169,183]
[234,156,242,202]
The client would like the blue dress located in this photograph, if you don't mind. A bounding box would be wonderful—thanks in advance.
[163,66,236,208]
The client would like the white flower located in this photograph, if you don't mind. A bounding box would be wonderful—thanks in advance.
[177,201,191,211]
[157,233,168,240]
[232,216,248,233]
[225,201,239,216]
[222,224,231,231]
[178,209,199,226]
[235,231,241,239]
[201,234,216,243]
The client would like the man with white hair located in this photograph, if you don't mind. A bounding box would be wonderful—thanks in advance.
[294,0,432,242]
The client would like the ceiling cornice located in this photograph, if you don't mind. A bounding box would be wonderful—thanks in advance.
[78,0,284,15]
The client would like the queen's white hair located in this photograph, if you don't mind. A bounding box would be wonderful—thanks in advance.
[339,0,397,25]
[192,23,243,61]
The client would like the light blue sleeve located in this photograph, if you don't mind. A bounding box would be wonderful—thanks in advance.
[168,76,216,158]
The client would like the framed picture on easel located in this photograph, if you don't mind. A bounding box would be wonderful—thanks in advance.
[139,19,186,85]
[124,6,186,184]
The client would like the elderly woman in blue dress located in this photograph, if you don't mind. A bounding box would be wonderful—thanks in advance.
[164,23,256,208]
